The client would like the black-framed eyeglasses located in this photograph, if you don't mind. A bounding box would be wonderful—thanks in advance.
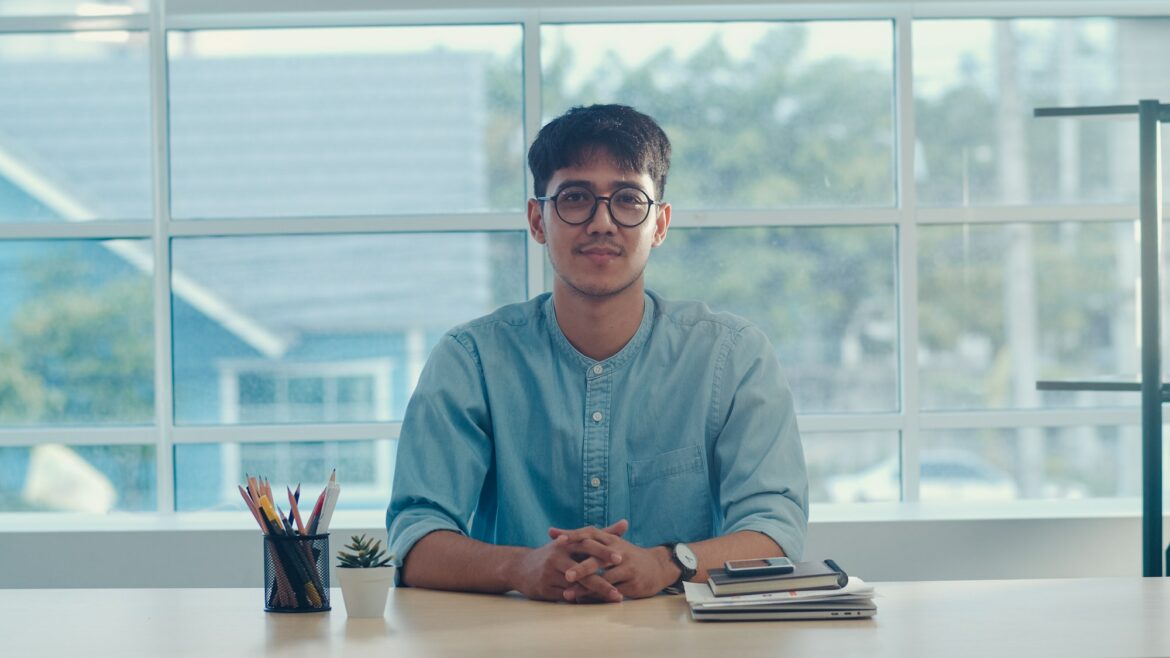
[535,186,661,228]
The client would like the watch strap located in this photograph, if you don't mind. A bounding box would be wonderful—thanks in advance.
[663,542,697,593]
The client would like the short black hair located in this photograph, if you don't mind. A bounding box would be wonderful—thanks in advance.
[527,104,672,199]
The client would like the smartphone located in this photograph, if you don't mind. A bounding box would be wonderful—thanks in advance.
[724,556,796,577]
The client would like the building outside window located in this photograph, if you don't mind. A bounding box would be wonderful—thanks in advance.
[0,1,1165,519]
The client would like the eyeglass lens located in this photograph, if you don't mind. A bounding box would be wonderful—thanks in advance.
[555,187,651,226]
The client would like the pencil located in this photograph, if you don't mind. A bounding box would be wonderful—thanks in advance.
[288,487,306,535]
[306,486,327,535]
[238,485,266,533]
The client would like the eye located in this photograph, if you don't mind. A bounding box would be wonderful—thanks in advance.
[614,189,648,206]
[558,189,591,204]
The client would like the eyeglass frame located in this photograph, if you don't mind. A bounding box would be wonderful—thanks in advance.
[534,185,664,228]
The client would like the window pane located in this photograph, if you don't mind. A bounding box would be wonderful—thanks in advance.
[919,221,1138,410]
[0,444,155,512]
[0,1,147,15]
[0,240,153,425]
[806,431,900,503]
[915,18,1170,206]
[646,226,897,413]
[920,425,1145,501]
[0,32,151,222]
[171,232,527,424]
[168,25,524,219]
[542,21,894,208]
[174,439,394,512]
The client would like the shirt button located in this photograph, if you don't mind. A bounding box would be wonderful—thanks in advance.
[591,477,602,488]
[592,411,603,423]
[592,364,603,375]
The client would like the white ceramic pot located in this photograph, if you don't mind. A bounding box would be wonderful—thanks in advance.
[336,566,395,618]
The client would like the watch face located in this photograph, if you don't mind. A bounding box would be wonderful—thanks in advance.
[674,543,699,570]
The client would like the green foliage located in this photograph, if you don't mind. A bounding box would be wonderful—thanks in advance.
[0,349,51,423]
[337,534,394,568]
[0,249,153,424]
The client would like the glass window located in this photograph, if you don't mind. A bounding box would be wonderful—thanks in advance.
[0,1,146,15]
[0,32,151,222]
[646,226,898,413]
[542,21,895,208]
[914,18,1170,206]
[174,439,394,512]
[233,364,383,423]
[0,240,154,425]
[805,431,900,503]
[0,444,155,512]
[171,232,527,424]
[919,221,1138,410]
[920,425,1145,501]
[167,25,524,219]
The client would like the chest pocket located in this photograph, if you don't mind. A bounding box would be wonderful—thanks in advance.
[626,444,712,545]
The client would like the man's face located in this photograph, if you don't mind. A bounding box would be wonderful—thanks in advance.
[527,150,671,300]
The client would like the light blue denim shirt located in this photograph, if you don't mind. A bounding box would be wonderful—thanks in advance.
[386,290,808,569]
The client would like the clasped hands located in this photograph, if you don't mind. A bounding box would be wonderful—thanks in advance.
[505,518,679,603]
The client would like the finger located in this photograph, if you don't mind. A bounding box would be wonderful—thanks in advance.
[547,552,586,583]
[563,550,625,582]
[598,563,631,586]
[563,541,623,575]
[549,519,629,540]
[553,526,624,545]
[566,573,622,602]
[565,556,604,583]
[602,519,629,537]
[563,581,622,604]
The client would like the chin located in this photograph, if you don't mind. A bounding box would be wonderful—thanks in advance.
[561,275,641,299]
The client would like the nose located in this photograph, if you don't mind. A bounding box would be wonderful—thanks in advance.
[585,198,618,234]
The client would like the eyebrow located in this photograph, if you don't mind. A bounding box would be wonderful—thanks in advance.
[553,180,651,196]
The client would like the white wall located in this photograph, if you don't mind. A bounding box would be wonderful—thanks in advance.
[1,508,1154,588]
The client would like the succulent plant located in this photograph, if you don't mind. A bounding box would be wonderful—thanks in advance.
[337,534,394,568]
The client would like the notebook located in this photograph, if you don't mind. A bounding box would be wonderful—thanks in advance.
[690,599,877,622]
[684,578,877,622]
[707,559,849,596]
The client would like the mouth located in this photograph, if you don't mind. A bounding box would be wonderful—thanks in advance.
[576,243,622,256]
[577,246,622,264]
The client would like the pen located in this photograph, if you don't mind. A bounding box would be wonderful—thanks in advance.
[316,472,340,533]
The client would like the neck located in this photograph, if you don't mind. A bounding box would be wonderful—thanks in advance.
[551,280,646,361]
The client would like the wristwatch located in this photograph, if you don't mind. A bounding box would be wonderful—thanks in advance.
[664,542,699,591]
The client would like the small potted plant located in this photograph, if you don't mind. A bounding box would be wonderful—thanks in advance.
[335,533,395,618]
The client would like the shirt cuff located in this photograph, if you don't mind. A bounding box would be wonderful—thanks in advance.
[387,512,464,587]
[724,520,806,562]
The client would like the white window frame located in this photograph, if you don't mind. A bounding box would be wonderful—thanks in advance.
[0,0,1165,519]
[217,357,393,424]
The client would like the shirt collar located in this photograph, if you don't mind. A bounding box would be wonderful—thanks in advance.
[543,291,656,372]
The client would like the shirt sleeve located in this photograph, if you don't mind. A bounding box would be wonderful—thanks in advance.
[386,333,493,574]
[710,324,810,560]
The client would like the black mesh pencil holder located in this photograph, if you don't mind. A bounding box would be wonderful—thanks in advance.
[264,533,331,613]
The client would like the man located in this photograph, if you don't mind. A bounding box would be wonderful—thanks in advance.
[387,104,807,603]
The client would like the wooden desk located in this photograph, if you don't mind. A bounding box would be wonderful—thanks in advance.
[2,578,1166,657]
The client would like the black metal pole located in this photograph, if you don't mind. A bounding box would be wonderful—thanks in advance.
[1137,99,1163,578]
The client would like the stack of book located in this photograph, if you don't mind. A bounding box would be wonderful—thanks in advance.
[683,559,876,621]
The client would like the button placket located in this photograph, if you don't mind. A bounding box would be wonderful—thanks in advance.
[582,363,611,527]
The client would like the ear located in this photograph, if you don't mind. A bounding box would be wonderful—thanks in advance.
[650,202,671,247]
[527,198,547,245]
